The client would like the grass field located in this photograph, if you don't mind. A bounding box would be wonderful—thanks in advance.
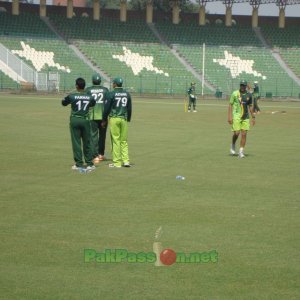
[0,94,299,300]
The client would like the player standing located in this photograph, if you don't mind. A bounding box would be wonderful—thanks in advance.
[228,80,256,158]
[62,78,96,171]
[102,77,132,168]
[86,74,109,164]
[253,81,261,114]
[187,82,197,112]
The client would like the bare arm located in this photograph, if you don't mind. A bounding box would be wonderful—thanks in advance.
[250,105,256,126]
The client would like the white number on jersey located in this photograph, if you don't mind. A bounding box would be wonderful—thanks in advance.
[116,97,128,107]
[76,100,90,111]
[92,93,104,104]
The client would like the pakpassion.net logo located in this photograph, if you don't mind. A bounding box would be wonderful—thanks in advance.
[84,247,218,266]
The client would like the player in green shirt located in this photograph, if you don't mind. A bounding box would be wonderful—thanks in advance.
[187,82,197,112]
[86,74,109,164]
[253,81,261,114]
[62,78,96,171]
[228,80,256,158]
[102,77,132,168]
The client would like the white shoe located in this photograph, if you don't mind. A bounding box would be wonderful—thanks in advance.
[71,165,80,170]
[188,110,191,112]
[193,110,197,112]
[123,162,131,168]
[230,145,236,155]
[86,165,96,172]
[109,163,121,168]
[238,152,245,158]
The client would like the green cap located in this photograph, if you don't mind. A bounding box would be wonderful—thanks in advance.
[191,82,195,85]
[240,80,247,86]
[113,77,123,86]
[92,74,101,84]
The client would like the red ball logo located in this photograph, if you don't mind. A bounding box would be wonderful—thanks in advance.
[160,248,177,266]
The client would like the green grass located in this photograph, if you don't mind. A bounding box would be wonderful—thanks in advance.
[0,94,299,300]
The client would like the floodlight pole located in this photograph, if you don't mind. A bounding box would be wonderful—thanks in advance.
[202,43,205,96]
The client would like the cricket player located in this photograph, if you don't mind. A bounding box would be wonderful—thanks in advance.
[86,74,109,164]
[62,78,96,171]
[253,81,261,114]
[102,77,132,168]
[228,80,256,158]
[187,82,197,112]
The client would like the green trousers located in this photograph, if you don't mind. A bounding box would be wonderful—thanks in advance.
[188,97,196,110]
[109,117,129,167]
[70,117,93,167]
[90,120,107,158]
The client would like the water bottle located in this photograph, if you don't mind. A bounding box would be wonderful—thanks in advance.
[176,175,185,180]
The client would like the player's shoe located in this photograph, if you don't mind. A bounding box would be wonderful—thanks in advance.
[98,155,106,161]
[109,163,121,168]
[86,165,96,172]
[193,110,197,113]
[230,145,236,155]
[123,162,131,168]
[238,151,245,158]
[188,110,191,112]
[71,165,80,170]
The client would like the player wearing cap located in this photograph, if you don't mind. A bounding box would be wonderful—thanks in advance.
[228,80,256,158]
[62,77,96,171]
[102,77,132,168]
[187,82,197,112]
[86,74,109,164]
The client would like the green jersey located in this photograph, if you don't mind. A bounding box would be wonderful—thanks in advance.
[62,91,95,118]
[229,90,252,120]
[188,86,196,98]
[85,85,109,120]
[103,87,132,122]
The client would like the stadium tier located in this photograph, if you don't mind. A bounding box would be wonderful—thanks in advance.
[48,14,158,43]
[155,22,261,47]
[175,45,299,97]
[0,36,96,91]
[259,26,300,80]
[0,9,299,96]
[260,25,300,48]
[0,70,19,89]
[279,48,300,78]
[75,40,208,94]
[0,11,56,38]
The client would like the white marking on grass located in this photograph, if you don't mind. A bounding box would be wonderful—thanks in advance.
[154,226,163,240]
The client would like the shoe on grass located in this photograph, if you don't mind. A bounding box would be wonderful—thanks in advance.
[86,165,96,172]
[109,163,121,168]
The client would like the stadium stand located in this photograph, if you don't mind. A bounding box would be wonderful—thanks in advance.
[279,48,300,78]
[0,6,299,96]
[0,70,19,89]
[175,44,299,97]
[260,25,300,48]
[1,37,95,91]
[260,26,300,80]
[0,11,56,38]
[49,14,158,43]
[155,22,261,47]
[75,40,207,94]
